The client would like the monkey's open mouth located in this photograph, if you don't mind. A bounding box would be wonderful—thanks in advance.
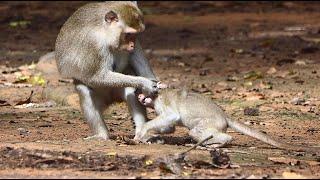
[138,94,153,107]
[138,94,147,105]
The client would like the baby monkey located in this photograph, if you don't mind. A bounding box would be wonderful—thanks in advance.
[135,88,320,153]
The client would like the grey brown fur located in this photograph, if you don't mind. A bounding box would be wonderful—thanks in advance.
[135,89,320,153]
[55,1,159,140]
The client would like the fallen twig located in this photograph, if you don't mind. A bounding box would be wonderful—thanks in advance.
[180,135,213,156]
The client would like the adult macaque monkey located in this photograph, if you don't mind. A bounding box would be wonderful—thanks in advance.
[135,89,320,153]
[55,1,162,140]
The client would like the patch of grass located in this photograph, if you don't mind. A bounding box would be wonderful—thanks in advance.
[278,111,316,121]
[65,110,81,119]
[183,16,194,23]
[217,99,266,108]
[230,152,271,165]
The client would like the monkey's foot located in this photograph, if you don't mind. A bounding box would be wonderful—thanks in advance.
[83,134,109,141]
[156,126,175,134]
[133,133,162,144]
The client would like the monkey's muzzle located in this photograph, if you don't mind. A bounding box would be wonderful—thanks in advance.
[138,94,153,107]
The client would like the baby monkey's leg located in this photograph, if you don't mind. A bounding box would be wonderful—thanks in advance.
[189,122,233,148]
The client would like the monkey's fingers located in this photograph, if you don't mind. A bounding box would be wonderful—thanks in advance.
[157,81,168,89]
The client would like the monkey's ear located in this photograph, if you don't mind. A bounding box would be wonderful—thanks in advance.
[131,1,138,6]
[105,11,118,23]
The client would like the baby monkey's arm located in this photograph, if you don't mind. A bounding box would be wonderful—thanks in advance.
[134,111,180,142]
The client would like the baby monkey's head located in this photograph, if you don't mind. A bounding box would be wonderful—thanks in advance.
[136,81,168,108]
[138,93,154,107]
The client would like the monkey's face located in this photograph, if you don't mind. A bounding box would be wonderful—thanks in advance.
[119,33,138,52]
[105,3,145,52]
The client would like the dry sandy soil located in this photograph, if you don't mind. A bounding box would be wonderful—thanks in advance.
[0,1,320,179]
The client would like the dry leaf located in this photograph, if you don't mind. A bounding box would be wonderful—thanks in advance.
[295,60,306,66]
[145,159,153,166]
[14,90,33,106]
[0,99,10,106]
[210,149,231,168]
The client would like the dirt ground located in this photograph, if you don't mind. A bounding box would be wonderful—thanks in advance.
[0,1,320,179]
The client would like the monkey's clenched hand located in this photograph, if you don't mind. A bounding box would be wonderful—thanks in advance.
[140,79,159,96]
[138,93,153,107]
[138,81,167,104]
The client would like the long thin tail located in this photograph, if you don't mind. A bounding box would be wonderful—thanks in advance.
[226,118,319,153]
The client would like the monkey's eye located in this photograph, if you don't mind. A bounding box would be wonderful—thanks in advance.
[139,15,144,24]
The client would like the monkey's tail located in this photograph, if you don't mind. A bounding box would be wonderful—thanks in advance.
[226,118,320,153]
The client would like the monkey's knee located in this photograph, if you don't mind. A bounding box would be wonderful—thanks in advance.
[157,125,176,134]
[189,127,233,147]
[189,126,212,141]
[122,87,136,101]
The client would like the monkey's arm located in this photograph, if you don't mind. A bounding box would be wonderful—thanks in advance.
[130,41,157,81]
[86,70,156,92]
[136,112,180,141]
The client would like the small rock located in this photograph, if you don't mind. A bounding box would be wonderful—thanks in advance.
[267,67,277,74]
[294,60,306,66]
[160,56,170,62]
[230,48,244,54]
[144,49,153,54]
[244,107,259,116]
[177,62,185,67]
[290,97,305,105]
[226,76,239,81]
[17,128,29,135]
[199,68,210,76]
[217,81,228,87]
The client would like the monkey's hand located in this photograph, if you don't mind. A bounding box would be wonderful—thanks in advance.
[133,128,151,143]
[156,81,168,89]
[140,78,158,96]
